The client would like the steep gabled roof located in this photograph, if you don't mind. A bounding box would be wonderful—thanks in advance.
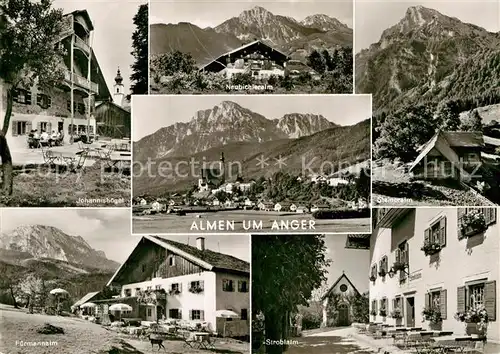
[321,272,360,301]
[72,291,100,308]
[409,130,478,177]
[106,236,249,286]
[95,100,131,115]
[68,10,94,31]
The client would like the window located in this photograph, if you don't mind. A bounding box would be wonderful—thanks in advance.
[116,88,120,93]
[147,308,152,317]
[12,121,28,136]
[458,281,496,321]
[77,103,85,115]
[155,285,162,290]
[13,89,31,105]
[370,264,377,280]
[124,289,132,297]
[170,283,181,294]
[135,287,141,293]
[147,286,152,291]
[469,284,485,309]
[241,309,248,320]
[339,284,348,292]
[395,241,409,282]
[223,279,234,292]
[458,208,497,239]
[424,217,447,248]
[169,309,181,319]
[379,256,388,276]
[36,93,52,109]
[190,310,204,320]
[238,280,248,292]
[40,122,48,132]
[168,256,175,266]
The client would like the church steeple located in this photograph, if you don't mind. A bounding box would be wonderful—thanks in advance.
[113,66,125,106]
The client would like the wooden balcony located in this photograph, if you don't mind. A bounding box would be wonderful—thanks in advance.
[375,208,413,228]
[345,234,370,249]
[74,35,90,54]
[64,70,99,94]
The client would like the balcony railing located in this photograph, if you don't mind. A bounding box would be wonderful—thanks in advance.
[63,70,99,94]
[74,35,90,53]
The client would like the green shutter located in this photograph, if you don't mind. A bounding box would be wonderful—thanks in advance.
[457,286,466,312]
[439,217,447,247]
[440,290,447,320]
[484,281,496,321]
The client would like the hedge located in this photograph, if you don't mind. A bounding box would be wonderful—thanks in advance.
[312,208,370,219]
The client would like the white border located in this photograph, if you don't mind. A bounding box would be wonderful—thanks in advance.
[129,93,373,236]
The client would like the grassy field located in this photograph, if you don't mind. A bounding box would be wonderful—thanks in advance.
[132,210,371,234]
[0,304,248,354]
[0,161,130,207]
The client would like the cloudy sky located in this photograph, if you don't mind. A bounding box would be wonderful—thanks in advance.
[133,95,371,141]
[356,0,500,52]
[150,0,353,28]
[1,208,135,263]
[53,0,146,96]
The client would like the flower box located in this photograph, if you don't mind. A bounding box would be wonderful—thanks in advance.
[369,275,376,282]
[465,322,488,337]
[188,286,203,294]
[379,309,387,317]
[422,307,442,324]
[460,211,487,237]
[390,309,402,319]
[420,242,442,256]
[370,310,377,316]
[454,306,489,337]
[392,261,406,272]
[378,269,387,277]
[168,289,180,295]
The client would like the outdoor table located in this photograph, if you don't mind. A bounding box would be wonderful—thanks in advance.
[432,335,483,352]
[193,332,210,349]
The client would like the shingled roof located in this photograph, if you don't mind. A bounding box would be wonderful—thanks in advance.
[151,236,250,274]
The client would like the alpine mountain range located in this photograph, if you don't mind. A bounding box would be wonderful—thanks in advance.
[356,5,500,112]
[150,5,353,64]
[133,100,370,196]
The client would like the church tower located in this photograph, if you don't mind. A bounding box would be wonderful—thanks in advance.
[113,67,125,106]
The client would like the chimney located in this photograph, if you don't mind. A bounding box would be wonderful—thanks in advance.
[196,237,205,251]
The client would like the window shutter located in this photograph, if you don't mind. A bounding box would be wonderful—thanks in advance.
[440,290,447,320]
[25,91,32,105]
[179,283,182,293]
[439,217,447,247]
[37,122,41,132]
[200,310,205,320]
[484,281,496,321]
[67,100,71,111]
[26,121,32,132]
[392,298,396,311]
[36,93,42,105]
[178,309,182,320]
[457,286,466,312]
[47,122,52,133]
[425,293,431,308]
[189,310,192,320]
[457,209,466,239]
[12,121,18,136]
[200,280,204,290]
[395,249,400,263]
[424,228,430,244]
[47,96,52,108]
[12,89,18,102]
[238,280,242,292]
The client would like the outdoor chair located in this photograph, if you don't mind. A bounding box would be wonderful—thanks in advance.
[206,331,218,349]
[41,145,59,166]
[182,332,199,349]
[61,150,89,172]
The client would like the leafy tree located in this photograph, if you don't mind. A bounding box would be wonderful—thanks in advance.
[280,75,294,91]
[130,3,148,94]
[214,190,230,203]
[355,168,371,201]
[252,235,330,354]
[150,51,196,77]
[322,49,334,71]
[461,109,483,132]
[231,72,253,86]
[267,74,278,87]
[436,101,461,131]
[375,104,436,162]
[307,50,326,74]
[17,274,45,311]
[0,0,65,195]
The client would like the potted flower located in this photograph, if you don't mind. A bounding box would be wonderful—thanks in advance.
[460,210,487,237]
[378,268,387,277]
[454,306,489,337]
[370,309,377,316]
[392,261,406,272]
[188,285,203,294]
[391,308,402,319]
[422,307,442,324]
[168,288,180,295]
[420,241,442,256]
[379,308,387,317]
[369,274,376,282]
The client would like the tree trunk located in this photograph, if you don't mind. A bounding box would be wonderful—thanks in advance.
[265,310,284,354]
[9,286,18,308]
[282,311,290,351]
[1,88,14,196]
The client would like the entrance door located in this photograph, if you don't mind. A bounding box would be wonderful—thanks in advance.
[58,121,64,134]
[338,304,349,326]
[405,297,415,327]
[146,306,156,322]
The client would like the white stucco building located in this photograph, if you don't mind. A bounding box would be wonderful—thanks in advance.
[104,236,250,335]
[370,208,499,343]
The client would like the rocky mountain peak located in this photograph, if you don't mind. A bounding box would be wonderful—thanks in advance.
[301,14,348,31]
[238,6,274,25]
